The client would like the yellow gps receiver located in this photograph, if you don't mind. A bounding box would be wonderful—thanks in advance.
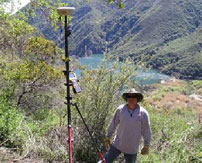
[69,72,81,93]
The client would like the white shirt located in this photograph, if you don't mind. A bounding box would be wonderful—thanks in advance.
[106,104,152,154]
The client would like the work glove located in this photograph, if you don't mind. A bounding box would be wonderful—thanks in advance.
[105,137,111,149]
[141,145,149,155]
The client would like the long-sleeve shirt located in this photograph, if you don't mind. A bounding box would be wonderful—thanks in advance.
[106,104,152,154]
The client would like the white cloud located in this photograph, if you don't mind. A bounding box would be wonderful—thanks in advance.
[3,0,30,14]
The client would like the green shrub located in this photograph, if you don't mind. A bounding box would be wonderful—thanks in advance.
[0,90,24,149]
[191,80,202,94]
[28,108,60,136]
[72,60,138,162]
[180,82,193,95]
[138,103,201,162]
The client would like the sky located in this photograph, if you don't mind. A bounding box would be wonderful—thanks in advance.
[3,0,30,14]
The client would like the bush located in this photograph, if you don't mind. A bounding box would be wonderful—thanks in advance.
[138,102,202,162]
[191,80,202,94]
[72,60,138,162]
[0,89,24,149]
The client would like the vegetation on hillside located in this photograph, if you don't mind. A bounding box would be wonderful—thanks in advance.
[27,0,202,79]
[106,0,202,80]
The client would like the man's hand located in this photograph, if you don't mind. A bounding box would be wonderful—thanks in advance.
[141,145,149,155]
[105,137,111,149]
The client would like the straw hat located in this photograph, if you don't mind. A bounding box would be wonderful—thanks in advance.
[122,88,143,102]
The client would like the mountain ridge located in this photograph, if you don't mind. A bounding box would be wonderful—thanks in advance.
[27,0,202,79]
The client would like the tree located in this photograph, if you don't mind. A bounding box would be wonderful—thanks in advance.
[0,13,63,112]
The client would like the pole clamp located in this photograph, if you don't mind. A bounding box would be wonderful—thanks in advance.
[66,26,72,37]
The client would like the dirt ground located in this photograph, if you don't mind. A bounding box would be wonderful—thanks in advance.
[0,147,44,163]
[147,79,202,121]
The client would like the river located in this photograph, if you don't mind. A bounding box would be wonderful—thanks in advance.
[78,54,169,85]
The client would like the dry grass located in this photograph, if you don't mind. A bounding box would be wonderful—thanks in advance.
[0,147,44,163]
[147,79,202,121]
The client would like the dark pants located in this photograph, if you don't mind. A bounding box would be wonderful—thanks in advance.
[105,145,137,163]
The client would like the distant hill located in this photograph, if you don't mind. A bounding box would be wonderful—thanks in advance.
[27,0,202,79]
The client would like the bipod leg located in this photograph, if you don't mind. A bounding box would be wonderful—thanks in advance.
[71,103,106,163]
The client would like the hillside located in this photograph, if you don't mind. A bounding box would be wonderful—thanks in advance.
[27,0,202,78]
[108,0,202,79]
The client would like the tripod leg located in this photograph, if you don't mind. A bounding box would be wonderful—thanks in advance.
[72,103,106,163]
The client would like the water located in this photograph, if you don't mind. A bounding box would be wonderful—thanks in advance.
[78,54,170,85]
[79,54,104,69]
[134,69,169,85]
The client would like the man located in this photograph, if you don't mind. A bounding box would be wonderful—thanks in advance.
[105,88,152,163]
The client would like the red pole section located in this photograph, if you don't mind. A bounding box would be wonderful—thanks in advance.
[98,152,106,163]
[68,126,72,163]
